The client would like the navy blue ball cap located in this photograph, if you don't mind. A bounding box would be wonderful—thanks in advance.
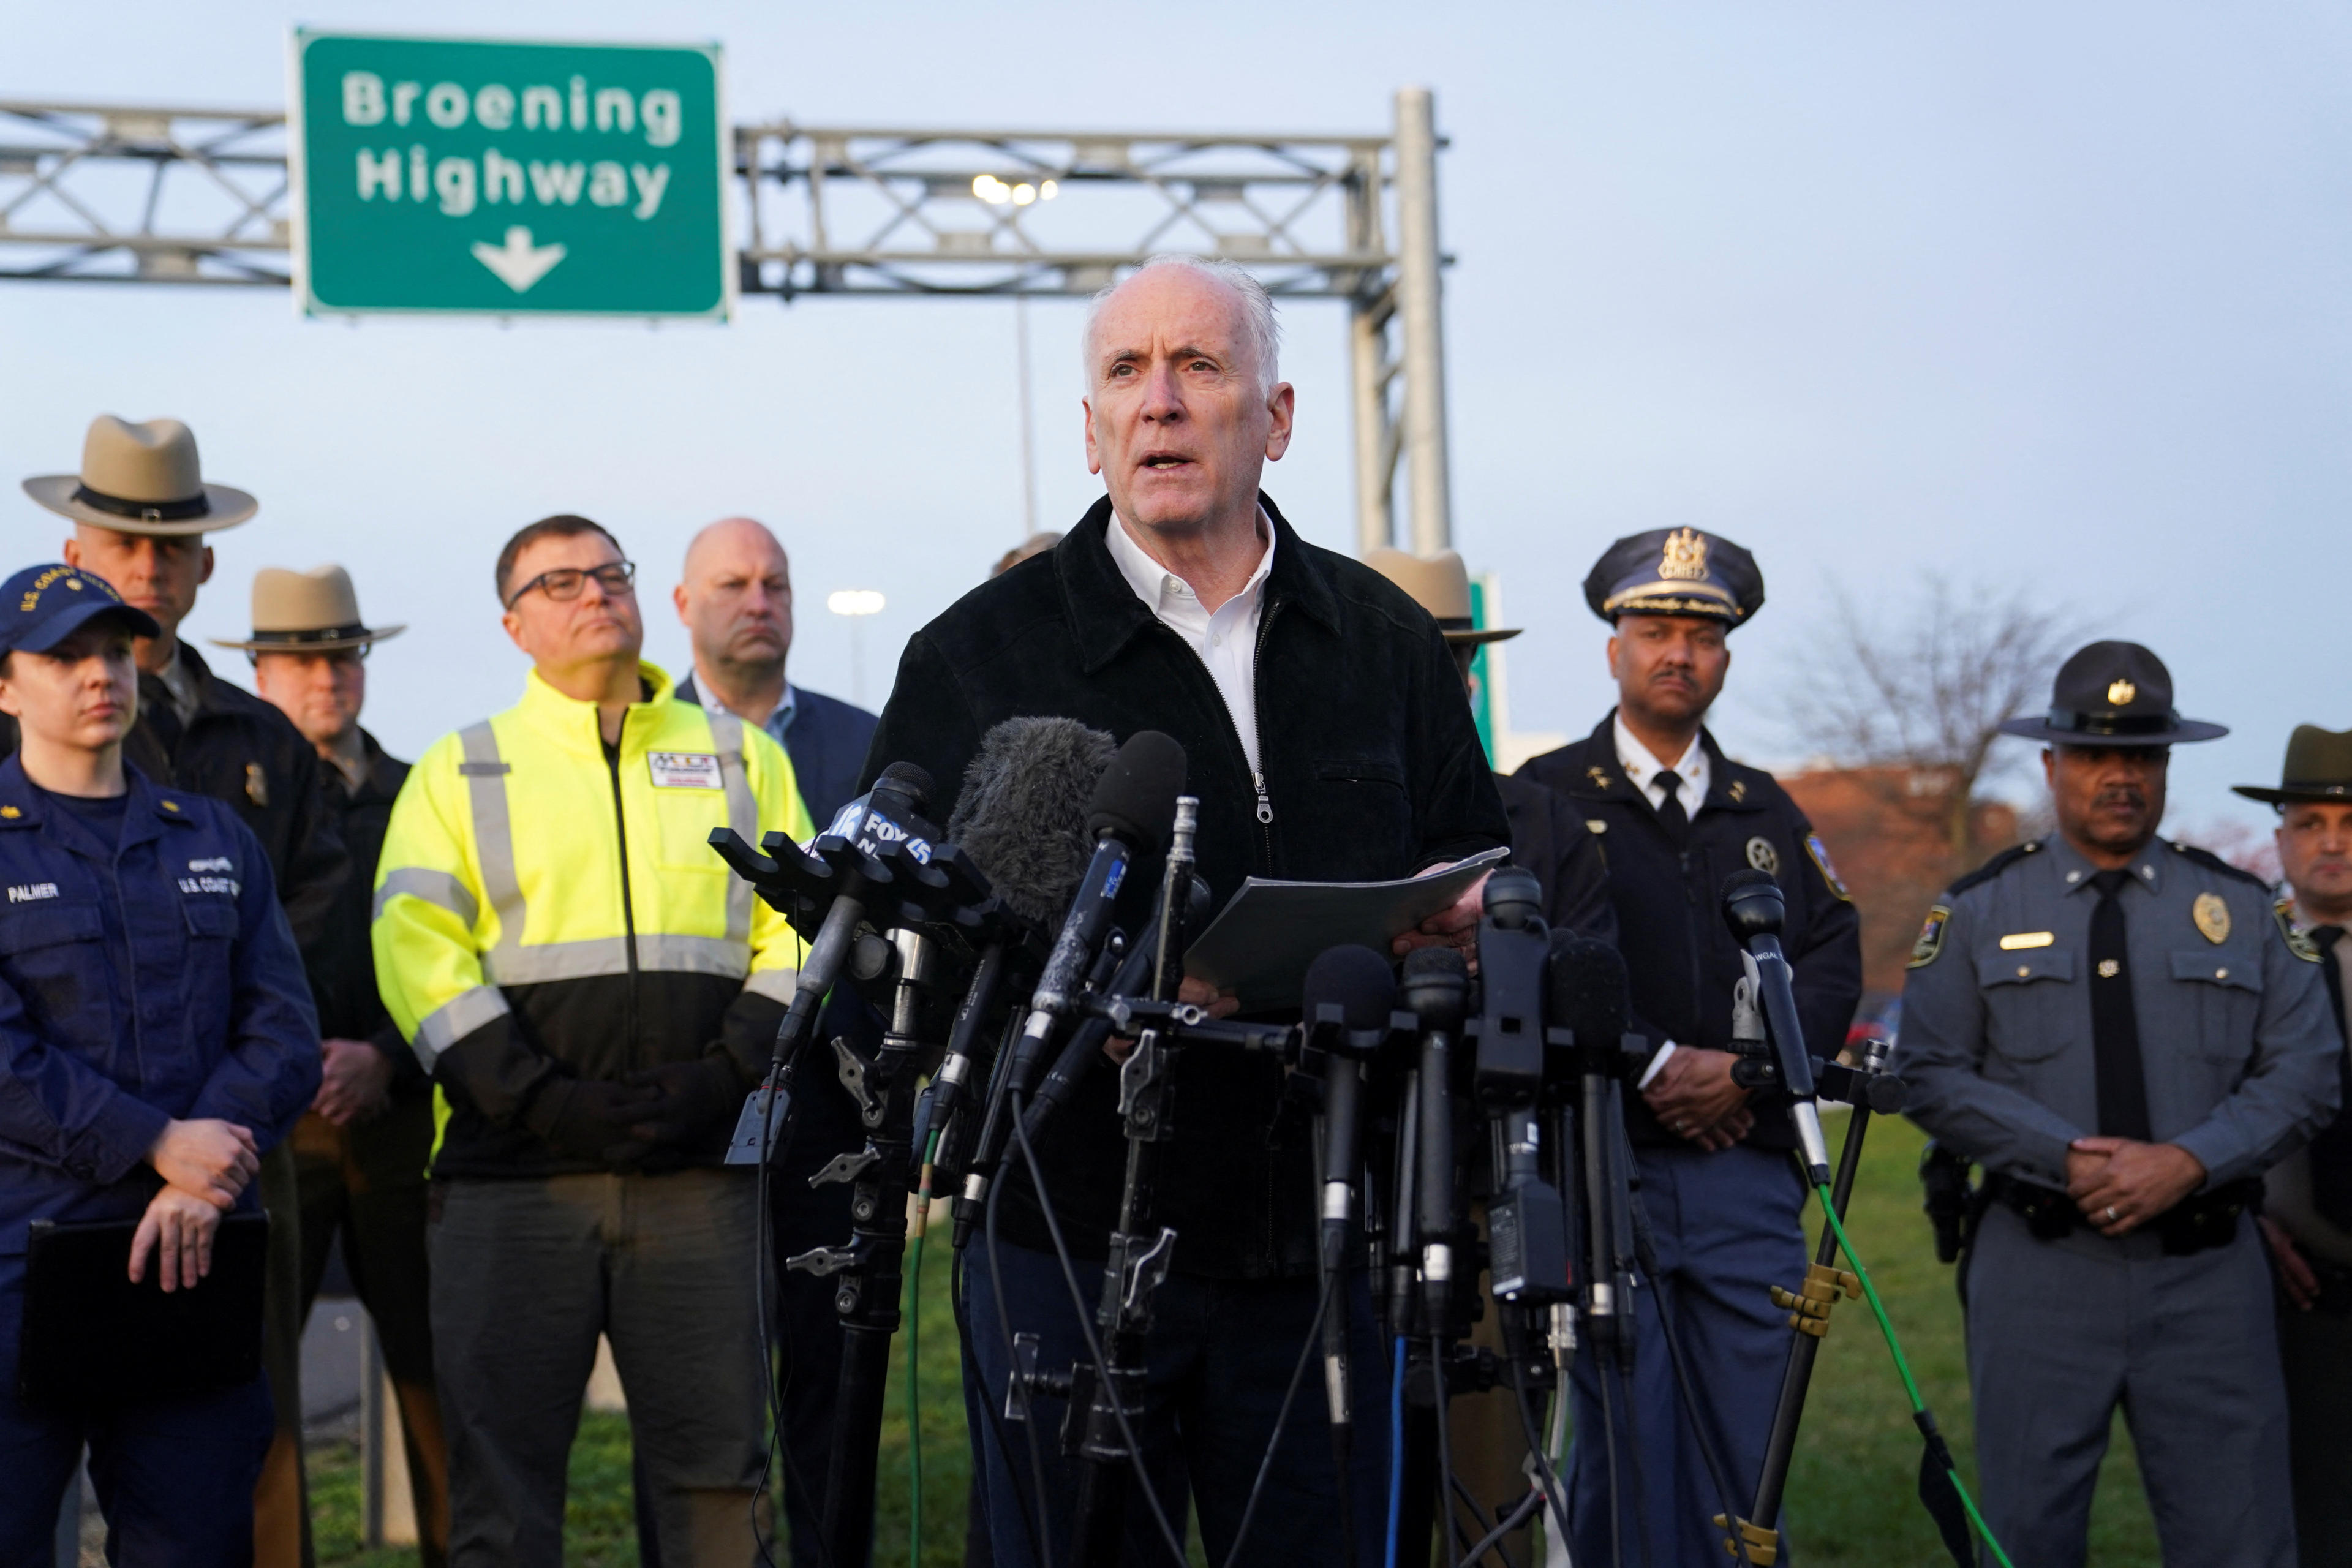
[0,563,162,655]
[1583,528,1765,628]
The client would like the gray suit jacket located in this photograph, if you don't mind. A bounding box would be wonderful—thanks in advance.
[1893,834,2340,1190]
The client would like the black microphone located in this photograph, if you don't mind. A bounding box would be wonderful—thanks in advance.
[1721,868,1833,1185]
[927,720,1120,1141]
[1302,943,1401,1451]
[1547,932,1637,1357]
[780,761,933,1063]
[1401,946,1469,1335]
[1003,731,1187,1107]
[937,718,1123,1235]
[1306,944,1401,1269]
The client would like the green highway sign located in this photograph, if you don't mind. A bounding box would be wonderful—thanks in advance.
[290,31,729,318]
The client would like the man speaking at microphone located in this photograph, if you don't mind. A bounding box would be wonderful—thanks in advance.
[864,254,1509,1566]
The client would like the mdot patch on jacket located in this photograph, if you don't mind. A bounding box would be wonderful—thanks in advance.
[1909,903,1951,968]
[648,751,722,790]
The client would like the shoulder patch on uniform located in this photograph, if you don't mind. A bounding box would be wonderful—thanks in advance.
[2169,840,2272,889]
[1946,841,2037,897]
[1909,904,1952,968]
[2277,899,2323,962]
[1806,833,1851,901]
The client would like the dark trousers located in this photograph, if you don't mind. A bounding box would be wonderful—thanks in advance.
[963,1240,1389,1568]
[2280,1296,2352,1567]
[0,1272,274,1567]
[293,1100,449,1567]
[428,1170,768,1568]
[1568,1143,1808,1568]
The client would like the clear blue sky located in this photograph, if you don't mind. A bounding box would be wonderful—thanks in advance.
[5,2,2346,844]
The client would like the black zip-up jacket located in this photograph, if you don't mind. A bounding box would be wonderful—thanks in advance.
[862,495,1510,1278]
[311,729,418,1075]
[1518,714,1863,1150]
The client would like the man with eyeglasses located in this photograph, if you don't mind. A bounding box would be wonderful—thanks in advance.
[372,514,812,1567]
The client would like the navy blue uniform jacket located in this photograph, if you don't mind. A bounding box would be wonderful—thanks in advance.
[1519,714,1863,1150]
[0,758,320,1264]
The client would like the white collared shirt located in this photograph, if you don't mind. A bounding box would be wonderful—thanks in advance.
[693,671,798,753]
[1613,712,1709,820]
[1105,509,1274,774]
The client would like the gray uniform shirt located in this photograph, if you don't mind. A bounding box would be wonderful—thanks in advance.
[1893,835,2339,1192]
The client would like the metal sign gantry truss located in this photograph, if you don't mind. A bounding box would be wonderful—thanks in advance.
[0,87,1452,552]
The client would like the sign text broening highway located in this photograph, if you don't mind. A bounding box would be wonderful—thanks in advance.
[291,31,729,318]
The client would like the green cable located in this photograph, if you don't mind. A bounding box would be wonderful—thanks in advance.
[906,1127,941,1568]
[1813,1185,2015,1568]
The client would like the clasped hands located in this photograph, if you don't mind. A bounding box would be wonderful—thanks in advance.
[2064,1136,2206,1237]
[135,1117,261,1293]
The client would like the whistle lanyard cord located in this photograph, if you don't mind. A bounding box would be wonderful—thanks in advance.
[1812,1185,2015,1568]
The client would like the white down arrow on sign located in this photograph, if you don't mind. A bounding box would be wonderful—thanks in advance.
[471,226,567,293]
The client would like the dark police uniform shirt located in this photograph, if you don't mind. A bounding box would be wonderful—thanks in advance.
[0,757,321,1266]
[1519,712,1863,1149]
[1894,835,2338,1192]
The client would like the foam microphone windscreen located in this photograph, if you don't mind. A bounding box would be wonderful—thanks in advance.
[946,717,1120,928]
[1302,944,1400,1032]
[1546,930,1631,1047]
[1084,730,1188,850]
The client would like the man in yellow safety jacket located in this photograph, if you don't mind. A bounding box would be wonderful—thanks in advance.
[373,513,810,1568]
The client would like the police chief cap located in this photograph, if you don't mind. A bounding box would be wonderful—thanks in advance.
[0,564,160,656]
[1583,528,1764,628]
[1997,639,2227,747]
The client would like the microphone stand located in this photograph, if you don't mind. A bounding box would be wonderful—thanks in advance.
[1065,797,1197,1568]
[1719,1036,1902,1567]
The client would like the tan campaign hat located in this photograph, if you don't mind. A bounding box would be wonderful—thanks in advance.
[1365,547,1521,646]
[23,415,257,537]
[208,565,404,654]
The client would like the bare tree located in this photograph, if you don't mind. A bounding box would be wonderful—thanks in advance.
[1783,576,2096,861]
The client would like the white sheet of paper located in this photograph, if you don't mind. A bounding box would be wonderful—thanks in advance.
[1180,847,1510,1012]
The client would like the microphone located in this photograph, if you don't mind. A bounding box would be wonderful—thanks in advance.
[1472,867,1550,1109]
[1305,944,1402,1269]
[927,719,1120,1143]
[1721,869,1833,1185]
[1003,731,1188,1105]
[1302,943,1401,1450]
[1400,946,1469,1335]
[1550,932,1636,1351]
[780,762,933,1065]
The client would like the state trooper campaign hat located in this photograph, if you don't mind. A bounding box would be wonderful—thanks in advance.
[1365,548,1521,646]
[21,415,257,537]
[2233,725,2352,807]
[1997,639,2228,747]
[1583,527,1765,628]
[208,565,405,656]
[0,564,161,656]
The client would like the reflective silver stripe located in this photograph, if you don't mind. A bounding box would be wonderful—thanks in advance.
[372,867,479,929]
[480,933,749,987]
[706,710,759,944]
[460,722,525,947]
[742,967,800,1003]
[412,984,510,1069]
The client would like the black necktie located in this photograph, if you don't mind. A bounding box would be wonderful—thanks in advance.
[2089,869,2154,1142]
[1652,768,1690,840]
[137,674,183,760]
[2304,925,2352,1229]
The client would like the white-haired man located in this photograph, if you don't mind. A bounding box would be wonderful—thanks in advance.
[864,255,1509,1567]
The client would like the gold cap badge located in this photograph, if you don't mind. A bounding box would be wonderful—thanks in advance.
[2193,891,2230,945]
[1658,527,1709,582]
[2107,678,2138,706]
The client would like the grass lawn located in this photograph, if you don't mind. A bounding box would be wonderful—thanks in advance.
[317,1115,2169,1566]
